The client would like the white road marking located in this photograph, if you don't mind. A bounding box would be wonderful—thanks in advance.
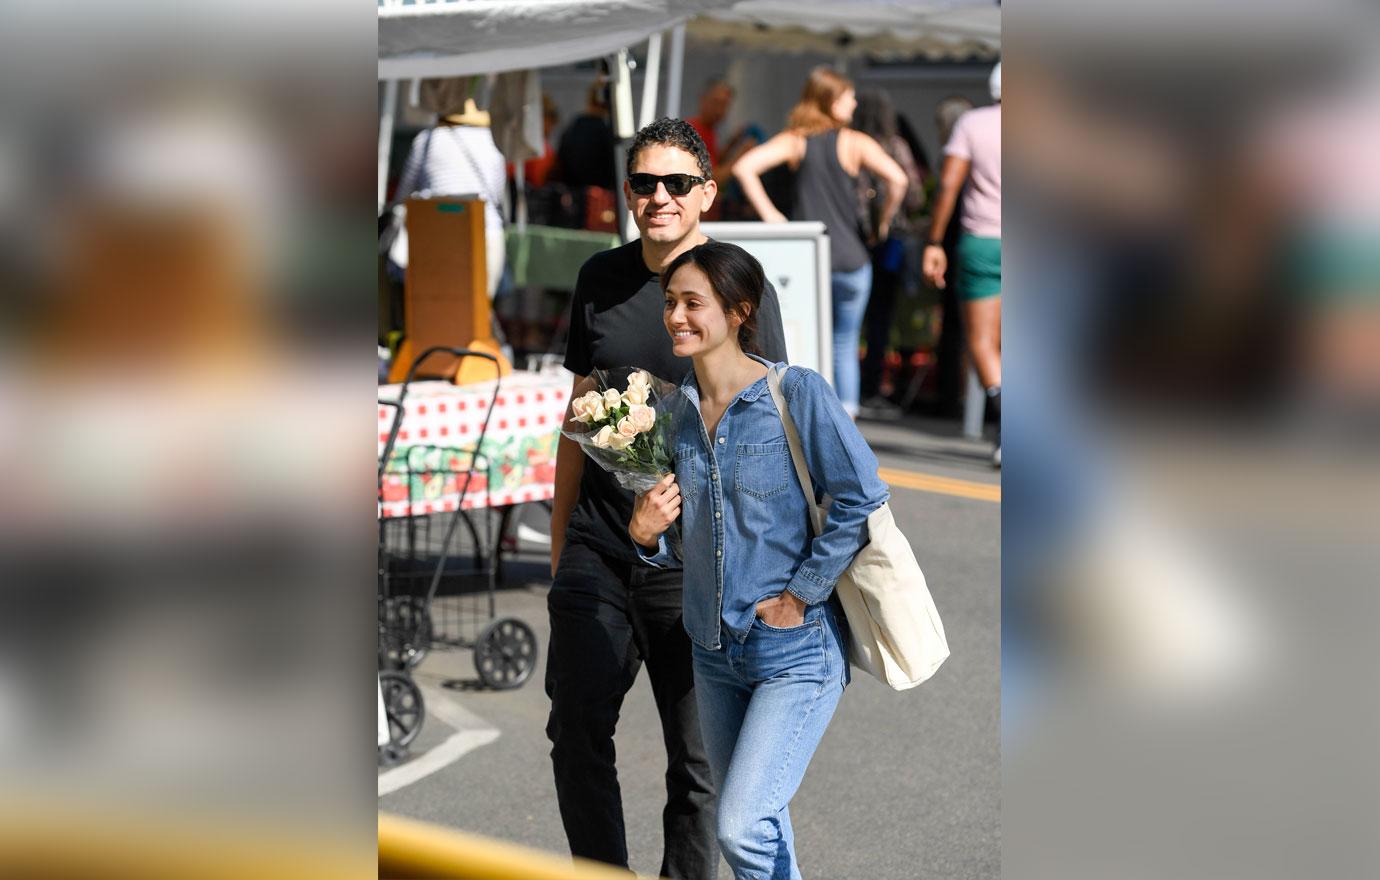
[516,522,552,547]
[378,686,501,797]
[424,685,497,731]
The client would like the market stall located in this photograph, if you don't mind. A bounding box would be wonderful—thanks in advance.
[377,372,570,518]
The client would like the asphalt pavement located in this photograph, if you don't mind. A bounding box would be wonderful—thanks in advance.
[379,413,1000,879]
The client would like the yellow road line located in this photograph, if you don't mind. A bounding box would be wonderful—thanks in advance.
[877,466,1001,503]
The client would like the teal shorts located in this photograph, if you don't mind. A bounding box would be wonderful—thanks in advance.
[1286,230,1380,303]
[956,234,1002,301]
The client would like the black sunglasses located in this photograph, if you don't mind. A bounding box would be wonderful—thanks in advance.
[628,172,706,196]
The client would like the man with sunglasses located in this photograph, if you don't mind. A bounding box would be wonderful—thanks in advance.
[546,117,787,879]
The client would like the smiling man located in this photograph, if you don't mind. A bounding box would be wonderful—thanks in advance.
[546,118,787,879]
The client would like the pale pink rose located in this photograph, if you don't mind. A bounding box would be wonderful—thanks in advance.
[591,425,616,448]
[625,404,656,434]
[622,383,650,406]
[606,432,635,451]
[591,391,610,421]
[571,391,605,424]
[602,388,623,411]
[616,417,639,438]
[623,371,652,406]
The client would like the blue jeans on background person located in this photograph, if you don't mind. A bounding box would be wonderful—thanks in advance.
[830,264,873,417]
[692,601,848,880]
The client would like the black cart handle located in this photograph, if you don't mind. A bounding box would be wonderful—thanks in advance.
[377,398,405,481]
[403,346,500,389]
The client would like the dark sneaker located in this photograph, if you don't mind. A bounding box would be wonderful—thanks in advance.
[858,395,904,421]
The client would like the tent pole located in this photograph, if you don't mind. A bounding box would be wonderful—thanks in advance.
[378,79,398,214]
[639,32,663,129]
[611,49,635,140]
[616,141,635,242]
[665,24,685,118]
[611,50,638,243]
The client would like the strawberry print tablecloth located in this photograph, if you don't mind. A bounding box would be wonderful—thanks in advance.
[378,371,570,518]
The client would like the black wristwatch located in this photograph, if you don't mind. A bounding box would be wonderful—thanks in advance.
[925,240,944,248]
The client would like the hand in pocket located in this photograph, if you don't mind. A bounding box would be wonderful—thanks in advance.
[755,590,807,628]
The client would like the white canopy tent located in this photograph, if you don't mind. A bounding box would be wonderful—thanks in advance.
[379,0,998,80]
[378,0,738,218]
[690,1,1000,61]
[377,0,1001,218]
[378,0,737,81]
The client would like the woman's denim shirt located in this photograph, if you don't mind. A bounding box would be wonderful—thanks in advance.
[639,354,889,650]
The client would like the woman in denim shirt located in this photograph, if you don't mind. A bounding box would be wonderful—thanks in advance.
[630,241,888,879]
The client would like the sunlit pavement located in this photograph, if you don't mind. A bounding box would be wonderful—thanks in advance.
[379,416,1000,880]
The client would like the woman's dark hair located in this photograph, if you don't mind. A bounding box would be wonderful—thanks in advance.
[854,88,897,143]
[660,241,765,354]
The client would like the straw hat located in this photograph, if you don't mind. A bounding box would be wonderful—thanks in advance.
[443,98,490,127]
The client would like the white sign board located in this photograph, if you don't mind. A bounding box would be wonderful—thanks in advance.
[702,222,832,382]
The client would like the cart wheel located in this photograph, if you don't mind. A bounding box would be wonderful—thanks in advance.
[474,618,537,690]
[380,597,432,669]
[379,670,425,748]
[397,597,433,668]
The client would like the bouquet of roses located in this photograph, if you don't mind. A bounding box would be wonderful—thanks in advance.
[562,367,679,494]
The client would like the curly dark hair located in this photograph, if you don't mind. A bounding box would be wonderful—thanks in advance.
[660,241,764,355]
[625,117,712,179]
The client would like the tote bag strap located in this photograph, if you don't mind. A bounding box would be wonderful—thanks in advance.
[766,365,826,537]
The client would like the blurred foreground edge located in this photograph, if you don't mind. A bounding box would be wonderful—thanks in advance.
[0,801,368,880]
[379,812,665,880]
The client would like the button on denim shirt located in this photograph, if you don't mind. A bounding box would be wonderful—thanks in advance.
[639,355,889,650]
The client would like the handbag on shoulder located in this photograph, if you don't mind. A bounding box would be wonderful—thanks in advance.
[767,367,950,690]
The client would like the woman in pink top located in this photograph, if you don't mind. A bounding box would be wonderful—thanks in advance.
[924,63,1002,466]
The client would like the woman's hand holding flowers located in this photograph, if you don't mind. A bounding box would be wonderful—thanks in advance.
[629,473,680,550]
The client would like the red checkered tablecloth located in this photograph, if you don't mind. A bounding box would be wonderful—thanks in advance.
[377,371,570,518]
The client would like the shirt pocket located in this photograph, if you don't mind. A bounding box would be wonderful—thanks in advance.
[734,442,791,501]
[674,446,700,502]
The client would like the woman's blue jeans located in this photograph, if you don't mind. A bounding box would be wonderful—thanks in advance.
[830,264,874,416]
[692,602,848,879]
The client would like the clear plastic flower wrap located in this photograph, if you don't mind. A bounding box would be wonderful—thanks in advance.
[561,367,679,494]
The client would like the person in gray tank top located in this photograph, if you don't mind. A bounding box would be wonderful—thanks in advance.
[733,66,909,417]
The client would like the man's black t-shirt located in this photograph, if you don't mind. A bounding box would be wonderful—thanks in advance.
[562,239,789,563]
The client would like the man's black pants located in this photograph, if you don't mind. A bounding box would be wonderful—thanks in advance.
[545,539,717,879]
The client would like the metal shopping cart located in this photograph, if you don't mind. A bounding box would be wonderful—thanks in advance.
[378,395,424,759]
[378,347,539,700]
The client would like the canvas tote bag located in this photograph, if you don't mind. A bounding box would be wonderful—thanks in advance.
[767,367,950,690]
